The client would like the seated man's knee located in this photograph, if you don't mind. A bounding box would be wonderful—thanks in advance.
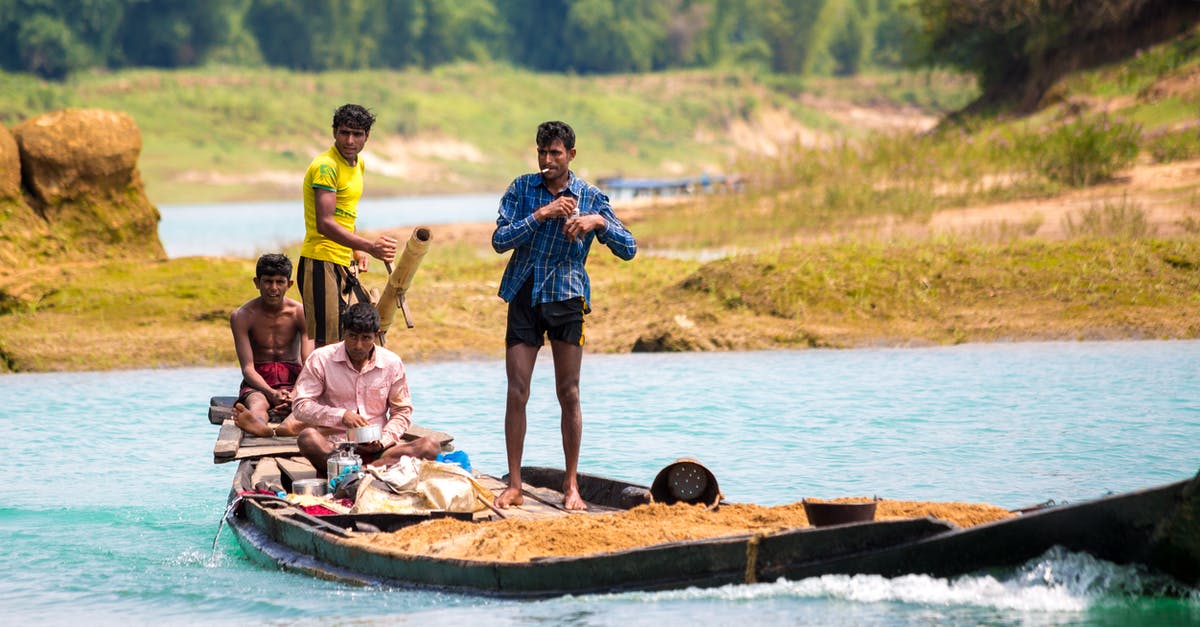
[296,427,325,450]
[417,436,440,459]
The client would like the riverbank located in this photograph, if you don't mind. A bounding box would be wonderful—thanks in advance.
[2,196,1198,373]
[4,148,1200,373]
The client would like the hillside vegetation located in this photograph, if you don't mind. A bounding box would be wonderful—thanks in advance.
[0,64,970,204]
[3,22,1200,372]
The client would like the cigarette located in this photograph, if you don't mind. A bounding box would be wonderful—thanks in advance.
[540,167,551,174]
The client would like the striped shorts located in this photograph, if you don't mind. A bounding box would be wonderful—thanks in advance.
[297,256,368,346]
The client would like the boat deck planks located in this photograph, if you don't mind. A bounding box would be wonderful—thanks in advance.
[276,457,318,484]
[209,395,455,463]
[249,457,282,490]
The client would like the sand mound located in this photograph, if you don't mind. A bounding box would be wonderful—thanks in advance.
[356,499,1014,563]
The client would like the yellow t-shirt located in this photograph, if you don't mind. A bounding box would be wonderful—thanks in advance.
[300,146,365,266]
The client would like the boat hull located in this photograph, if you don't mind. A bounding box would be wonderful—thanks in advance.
[225,460,1200,597]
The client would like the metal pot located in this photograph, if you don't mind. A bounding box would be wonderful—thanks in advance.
[292,478,328,497]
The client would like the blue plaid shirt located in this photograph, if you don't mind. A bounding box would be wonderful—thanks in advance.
[493,171,637,308]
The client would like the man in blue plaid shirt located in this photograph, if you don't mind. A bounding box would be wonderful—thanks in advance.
[492,120,637,511]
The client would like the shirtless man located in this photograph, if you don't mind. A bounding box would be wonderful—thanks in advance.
[230,253,314,437]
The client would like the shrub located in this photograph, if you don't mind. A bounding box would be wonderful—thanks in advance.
[1062,193,1153,239]
[1035,115,1140,187]
[1144,124,1200,163]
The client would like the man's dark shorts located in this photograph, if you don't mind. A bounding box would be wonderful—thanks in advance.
[506,279,586,347]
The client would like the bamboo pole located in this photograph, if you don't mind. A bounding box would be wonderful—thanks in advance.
[376,226,432,344]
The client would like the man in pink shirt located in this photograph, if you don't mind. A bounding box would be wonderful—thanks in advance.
[292,302,440,473]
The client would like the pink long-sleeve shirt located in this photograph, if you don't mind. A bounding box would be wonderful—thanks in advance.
[291,342,413,447]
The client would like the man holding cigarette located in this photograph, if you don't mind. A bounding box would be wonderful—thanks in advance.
[298,103,398,347]
[491,120,637,510]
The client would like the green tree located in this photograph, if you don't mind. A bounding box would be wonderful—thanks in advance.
[913,0,1197,108]
[662,0,715,68]
[701,0,772,68]
[375,0,426,68]
[760,0,826,74]
[415,0,505,67]
[563,0,670,72]
[870,0,922,68]
[117,0,242,67]
[247,0,379,70]
[15,13,90,79]
[494,0,572,71]
[0,0,129,77]
[826,2,866,76]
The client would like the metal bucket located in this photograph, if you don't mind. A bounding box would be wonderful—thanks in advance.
[802,499,878,527]
[650,458,721,507]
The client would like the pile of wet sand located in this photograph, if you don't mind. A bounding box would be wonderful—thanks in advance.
[356,499,1015,563]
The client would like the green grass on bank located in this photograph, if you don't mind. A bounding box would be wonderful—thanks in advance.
[3,234,1199,373]
[0,64,977,205]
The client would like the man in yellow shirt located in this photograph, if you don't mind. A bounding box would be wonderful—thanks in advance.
[298,103,397,346]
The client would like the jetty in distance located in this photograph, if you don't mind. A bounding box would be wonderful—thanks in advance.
[598,173,742,200]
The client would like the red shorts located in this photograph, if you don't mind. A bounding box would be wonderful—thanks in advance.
[238,361,302,405]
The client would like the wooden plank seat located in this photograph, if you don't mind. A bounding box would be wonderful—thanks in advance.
[210,395,455,463]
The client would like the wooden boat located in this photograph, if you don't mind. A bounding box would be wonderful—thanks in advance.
[210,397,1200,597]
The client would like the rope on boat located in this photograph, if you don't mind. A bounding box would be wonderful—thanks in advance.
[744,535,760,584]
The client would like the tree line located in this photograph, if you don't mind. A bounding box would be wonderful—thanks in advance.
[0,0,921,79]
[3,0,1195,108]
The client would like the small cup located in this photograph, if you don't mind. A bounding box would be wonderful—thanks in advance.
[347,423,382,443]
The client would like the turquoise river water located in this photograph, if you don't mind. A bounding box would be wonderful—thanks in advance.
[1,341,1199,625]
[157,194,499,258]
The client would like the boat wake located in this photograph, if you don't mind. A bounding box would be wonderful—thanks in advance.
[607,547,1198,612]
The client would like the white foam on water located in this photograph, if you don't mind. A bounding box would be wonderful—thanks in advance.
[589,547,1196,613]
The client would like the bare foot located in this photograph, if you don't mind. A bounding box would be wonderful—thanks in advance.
[231,402,272,437]
[494,486,525,509]
[562,483,587,511]
[274,415,304,437]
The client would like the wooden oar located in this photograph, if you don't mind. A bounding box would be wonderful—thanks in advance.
[477,494,508,519]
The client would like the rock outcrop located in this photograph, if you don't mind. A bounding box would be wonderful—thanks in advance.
[0,124,19,200]
[0,108,165,270]
[0,124,60,267]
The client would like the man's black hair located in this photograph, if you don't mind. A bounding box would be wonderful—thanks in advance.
[333,103,376,132]
[256,253,292,279]
[341,302,381,334]
[536,120,575,150]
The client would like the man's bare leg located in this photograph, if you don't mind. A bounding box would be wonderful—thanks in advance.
[551,339,586,510]
[297,427,335,475]
[273,414,305,436]
[234,397,305,437]
[496,342,539,509]
[232,395,273,437]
